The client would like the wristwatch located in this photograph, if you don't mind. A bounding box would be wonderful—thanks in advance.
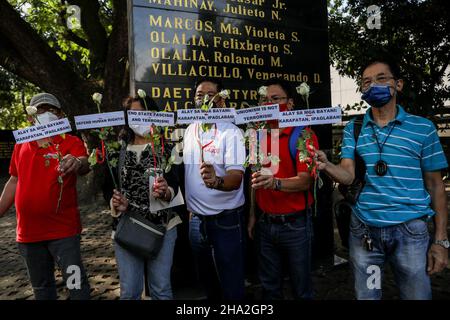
[274,178,282,191]
[434,239,450,249]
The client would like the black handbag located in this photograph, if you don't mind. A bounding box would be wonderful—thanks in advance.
[114,211,166,259]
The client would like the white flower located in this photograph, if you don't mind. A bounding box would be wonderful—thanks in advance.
[137,89,147,99]
[92,92,103,104]
[268,154,281,165]
[26,106,37,115]
[218,89,230,99]
[296,82,310,96]
[258,86,268,97]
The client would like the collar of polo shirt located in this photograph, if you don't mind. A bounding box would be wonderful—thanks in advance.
[364,104,407,127]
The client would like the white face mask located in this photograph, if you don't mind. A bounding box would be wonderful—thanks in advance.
[129,124,151,137]
[35,111,59,125]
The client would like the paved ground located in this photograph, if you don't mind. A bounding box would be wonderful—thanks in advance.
[1,192,449,300]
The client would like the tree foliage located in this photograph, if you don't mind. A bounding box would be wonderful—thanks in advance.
[0,67,35,129]
[328,0,450,128]
[0,0,128,125]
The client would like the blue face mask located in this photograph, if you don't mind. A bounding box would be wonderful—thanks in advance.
[361,85,394,108]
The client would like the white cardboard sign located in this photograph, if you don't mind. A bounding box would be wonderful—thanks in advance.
[127,110,175,127]
[279,107,342,128]
[234,104,279,125]
[13,118,72,144]
[74,111,125,130]
[176,108,236,124]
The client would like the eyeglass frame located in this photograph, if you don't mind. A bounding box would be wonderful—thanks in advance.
[260,96,289,104]
[360,74,396,92]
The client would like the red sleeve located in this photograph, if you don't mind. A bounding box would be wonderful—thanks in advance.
[295,128,319,173]
[9,144,20,177]
[65,135,88,158]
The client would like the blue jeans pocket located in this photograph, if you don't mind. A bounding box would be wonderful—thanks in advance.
[399,219,429,239]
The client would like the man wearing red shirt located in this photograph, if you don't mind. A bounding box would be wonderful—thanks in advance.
[0,93,91,300]
[248,79,318,300]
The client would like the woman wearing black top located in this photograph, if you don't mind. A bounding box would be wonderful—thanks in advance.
[111,96,181,300]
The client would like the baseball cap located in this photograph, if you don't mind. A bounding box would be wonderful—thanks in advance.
[29,93,62,109]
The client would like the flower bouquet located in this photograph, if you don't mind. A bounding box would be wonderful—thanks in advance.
[243,86,280,172]
[87,92,121,189]
[297,127,323,214]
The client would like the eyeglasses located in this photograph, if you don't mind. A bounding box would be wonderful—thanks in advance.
[360,75,395,92]
[260,96,288,104]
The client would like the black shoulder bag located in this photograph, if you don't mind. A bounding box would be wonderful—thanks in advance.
[113,142,166,259]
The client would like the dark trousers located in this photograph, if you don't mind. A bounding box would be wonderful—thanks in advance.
[189,205,246,300]
[255,211,313,300]
[17,234,91,300]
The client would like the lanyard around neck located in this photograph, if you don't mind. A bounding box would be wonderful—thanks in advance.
[370,121,396,156]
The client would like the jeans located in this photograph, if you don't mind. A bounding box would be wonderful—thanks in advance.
[349,213,431,300]
[255,211,313,300]
[114,226,177,300]
[17,234,91,300]
[189,205,246,300]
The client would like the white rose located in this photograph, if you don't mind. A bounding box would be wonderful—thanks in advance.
[268,154,281,165]
[26,106,37,115]
[137,89,147,98]
[92,92,103,104]
[296,82,310,96]
[258,86,268,97]
[218,89,230,99]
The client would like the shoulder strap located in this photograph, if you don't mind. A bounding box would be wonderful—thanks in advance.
[288,126,305,163]
[117,141,127,191]
[352,115,366,181]
[353,115,363,141]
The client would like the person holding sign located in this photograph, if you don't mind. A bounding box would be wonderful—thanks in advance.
[183,78,247,300]
[110,95,182,300]
[0,93,91,300]
[248,78,319,300]
[315,57,448,300]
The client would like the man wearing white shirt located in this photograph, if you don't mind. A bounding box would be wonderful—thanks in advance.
[183,78,246,300]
